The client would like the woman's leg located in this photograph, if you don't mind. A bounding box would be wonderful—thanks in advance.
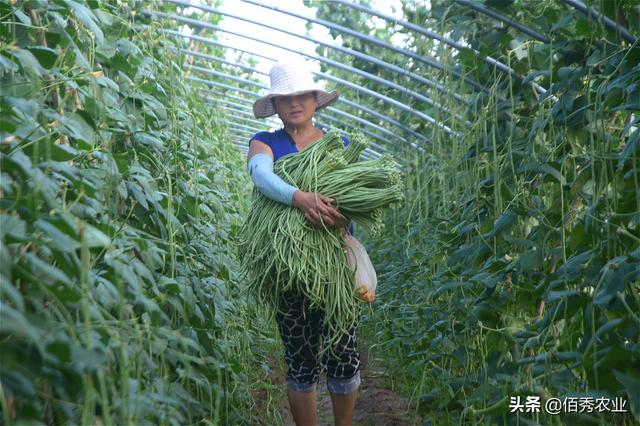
[276,292,323,425]
[287,387,317,426]
[323,322,361,425]
[329,391,357,426]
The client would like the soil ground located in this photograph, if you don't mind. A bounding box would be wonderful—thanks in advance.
[252,341,418,426]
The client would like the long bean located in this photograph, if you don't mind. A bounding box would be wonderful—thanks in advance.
[239,131,403,346]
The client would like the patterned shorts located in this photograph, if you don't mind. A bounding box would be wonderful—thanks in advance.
[275,290,361,395]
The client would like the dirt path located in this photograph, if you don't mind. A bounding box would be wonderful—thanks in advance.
[253,343,416,425]
[317,348,415,426]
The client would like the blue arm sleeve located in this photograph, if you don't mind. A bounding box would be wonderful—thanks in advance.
[247,153,298,206]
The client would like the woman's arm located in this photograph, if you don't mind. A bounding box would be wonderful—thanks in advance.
[247,140,345,227]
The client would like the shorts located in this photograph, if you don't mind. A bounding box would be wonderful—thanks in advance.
[275,290,361,395]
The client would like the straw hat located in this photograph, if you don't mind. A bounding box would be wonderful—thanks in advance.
[253,60,339,118]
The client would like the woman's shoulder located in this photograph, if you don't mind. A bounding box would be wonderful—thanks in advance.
[250,129,285,145]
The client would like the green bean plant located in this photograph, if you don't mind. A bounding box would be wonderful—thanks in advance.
[0,1,273,424]
[312,0,639,424]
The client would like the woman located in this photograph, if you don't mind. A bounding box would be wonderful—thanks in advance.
[246,59,360,425]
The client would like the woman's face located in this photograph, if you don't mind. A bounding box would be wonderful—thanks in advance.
[274,92,318,127]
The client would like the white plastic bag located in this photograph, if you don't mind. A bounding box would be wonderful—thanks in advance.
[343,235,377,302]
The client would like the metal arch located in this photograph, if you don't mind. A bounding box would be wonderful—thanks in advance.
[189,76,423,157]
[214,103,389,159]
[225,133,251,151]
[213,97,278,119]
[179,47,470,126]
[214,100,397,156]
[239,0,469,105]
[229,129,252,138]
[302,106,404,157]
[166,29,469,120]
[223,92,254,106]
[227,127,382,162]
[218,104,268,122]
[212,99,391,157]
[163,1,486,91]
[173,44,436,145]
[211,96,396,156]
[227,122,265,134]
[194,80,414,152]
[203,91,406,154]
[195,79,422,155]
[187,75,431,148]
[226,125,254,137]
[561,0,637,45]
[227,128,255,142]
[333,0,548,95]
[188,67,454,140]
[165,29,276,63]
[162,21,471,130]
[220,106,340,146]
[188,76,259,97]
[219,105,281,129]
[186,58,467,131]
[310,102,417,152]
[179,48,258,75]
[219,106,278,129]
[226,127,380,161]
[216,99,262,114]
[164,28,442,143]
[452,0,550,43]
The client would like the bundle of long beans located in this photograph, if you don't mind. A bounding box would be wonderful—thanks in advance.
[239,130,402,345]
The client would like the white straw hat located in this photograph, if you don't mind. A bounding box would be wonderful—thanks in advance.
[253,60,339,118]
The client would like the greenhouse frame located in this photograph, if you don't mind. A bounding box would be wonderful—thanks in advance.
[1,0,638,425]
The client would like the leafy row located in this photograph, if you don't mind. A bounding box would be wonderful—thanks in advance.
[1,1,265,424]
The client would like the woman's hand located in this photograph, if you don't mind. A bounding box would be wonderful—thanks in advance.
[292,191,349,229]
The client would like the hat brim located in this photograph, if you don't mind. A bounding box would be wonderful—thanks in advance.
[253,90,339,118]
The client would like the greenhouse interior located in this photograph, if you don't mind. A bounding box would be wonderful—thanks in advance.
[0,0,638,425]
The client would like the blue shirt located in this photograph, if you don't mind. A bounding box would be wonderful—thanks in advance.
[250,128,350,161]
[250,128,354,236]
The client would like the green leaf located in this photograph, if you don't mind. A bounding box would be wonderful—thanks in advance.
[430,281,472,300]
[546,289,580,302]
[46,339,72,364]
[11,47,45,77]
[50,282,82,303]
[614,370,640,415]
[470,271,500,289]
[618,129,639,169]
[0,53,19,74]
[24,0,48,9]
[25,46,58,69]
[81,223,111,248]
[0,370,36,398]
[518,248,542,272]
[2,149,33,179]
[485,211,517,238]
[71,344,107,372]
[25,252,72,285]
[13,9,32,25]
[63,0,104,46]
[34,219,80,252]
[584,318,624,359]
[0,214,26,239]
[133,132,164,150]
[556,250,593,280]
[0,273,24,311]
[50,141,79,161]
[0,302,44,352]
[60,112,95,149]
